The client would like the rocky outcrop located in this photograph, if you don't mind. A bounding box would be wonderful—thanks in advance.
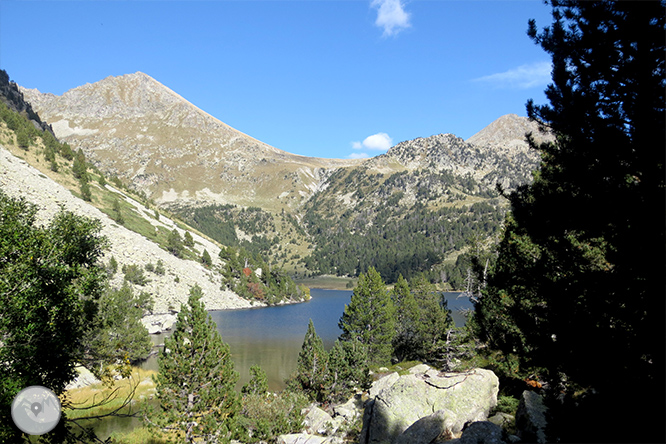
[0,70,54,135]
[141,313,177,334]
[515,390,548,443]
[360,365,499,444]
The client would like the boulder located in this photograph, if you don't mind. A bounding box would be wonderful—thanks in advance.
[394,409,461,444]
[361,367,499,444]
[303,406,335,435]
[368,371,400,399]
[334,396,364,421]
[443,421,506,444]
[515,390,548,443]
[277,433,342,444]
[141,313,178,334]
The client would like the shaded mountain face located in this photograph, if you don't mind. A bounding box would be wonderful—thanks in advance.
[21,72,360,212]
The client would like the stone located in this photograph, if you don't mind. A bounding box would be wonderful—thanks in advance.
[515,390,548,443]
[277,434,342,444]
[302,406,335,435]
[65,365,102,390]
[488,412,514,429]
[368,371,400,399]
[394,409,461,444]
[443,421,506,444]
[334,396,364,421]
[361,366,499,444]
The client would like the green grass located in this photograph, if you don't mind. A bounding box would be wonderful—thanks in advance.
[294,275,356,290]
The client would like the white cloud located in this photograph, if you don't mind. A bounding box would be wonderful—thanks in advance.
[473,61,552,89]
[371,0,411,37]
[351,132,393,151]
[349,152,370,159]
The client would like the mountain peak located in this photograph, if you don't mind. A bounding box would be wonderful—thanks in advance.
[466,114,553,151]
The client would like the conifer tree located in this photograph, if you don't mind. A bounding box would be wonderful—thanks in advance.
[290,319,329,402]
[338,267,396,365]
[151,285,239,443]
[475,2,664,441]
[391,274,420,361]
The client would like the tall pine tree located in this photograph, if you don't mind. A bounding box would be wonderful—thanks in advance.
[339,267,396,365]
[151,285,239,443]
[289,319,329,402]
[475,2,665,442]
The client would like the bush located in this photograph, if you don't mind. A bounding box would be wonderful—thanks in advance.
[236,391,308,443]
[122,264,149,286]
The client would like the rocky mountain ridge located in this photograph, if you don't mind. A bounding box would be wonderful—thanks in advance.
[21,72,360,211]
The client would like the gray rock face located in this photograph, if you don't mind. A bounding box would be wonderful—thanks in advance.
[394,409,461,444]
[277,434,342,444]
[515,390,548,443]
[444,421,506,444]
[302,406,335,435]
[361,367,499,444]
[141,313,178,334]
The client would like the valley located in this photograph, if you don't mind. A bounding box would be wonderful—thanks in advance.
[17,71,552,286]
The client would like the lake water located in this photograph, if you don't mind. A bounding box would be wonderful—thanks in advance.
[143,289,472,392]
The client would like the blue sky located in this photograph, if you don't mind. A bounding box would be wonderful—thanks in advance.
[0,1,553,159]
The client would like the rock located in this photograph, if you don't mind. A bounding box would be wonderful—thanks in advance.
[141,313,178,334]
[368,371,400,399]
[394,409,461,444]
[443,421,506,444]
[277,433,342,444]
[65,365,101,390]
[303,406,335,435]
[361,366,499,444]
[488,412,514,429]
[515,390,548,443]
[334,396,364,421]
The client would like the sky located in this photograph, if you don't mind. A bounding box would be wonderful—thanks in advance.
[0,0,554,160]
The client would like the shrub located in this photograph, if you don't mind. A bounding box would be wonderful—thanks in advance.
[236,391,307,443]
[122,264,149,286]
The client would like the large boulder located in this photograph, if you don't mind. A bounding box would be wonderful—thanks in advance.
[303,406,335,435]
[443,421,506,444]
[394,409,461,444]
[360,367,499,444]
[277,434,342,444]
[515,390,548,443]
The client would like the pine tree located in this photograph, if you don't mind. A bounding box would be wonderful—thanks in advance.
[327,338,370,402]
[475,2,665,442]
[242,364,268,396]
[290,319,329,402]
[338,267,396,365]
[201,249,212,267]
[151,285,240,443]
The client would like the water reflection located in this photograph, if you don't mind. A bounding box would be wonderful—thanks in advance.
[141,289,472,392]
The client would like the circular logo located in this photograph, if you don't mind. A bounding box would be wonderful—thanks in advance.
[11,386,61,435]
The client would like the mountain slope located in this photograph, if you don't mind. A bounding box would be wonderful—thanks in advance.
[21,72,360,211]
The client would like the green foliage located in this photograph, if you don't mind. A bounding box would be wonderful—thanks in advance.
[219,245,303,305]
[151,285,240,443]
[154,259,166,276]
[107,256,118,276]
[122,263,150,286]
[391,274,455,363]
[80,179,92,201]
[241,365,268,396]
[236,391,307,443]
[304,192,505,284]
[326,338,371,403]
[338,267,396,365]
[0,192,108,442]
[476,2,665,442]
[201,249,212,267]
[183,230,194,247]
[72,148,88,181]
[166,228,184,258]
[288,320,329,402]
[83,283,152,379]
[112,197,125,225]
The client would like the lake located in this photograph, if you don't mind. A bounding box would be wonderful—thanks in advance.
[142,288,472,392]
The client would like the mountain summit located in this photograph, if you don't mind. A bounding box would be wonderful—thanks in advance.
[21,72,359,211]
